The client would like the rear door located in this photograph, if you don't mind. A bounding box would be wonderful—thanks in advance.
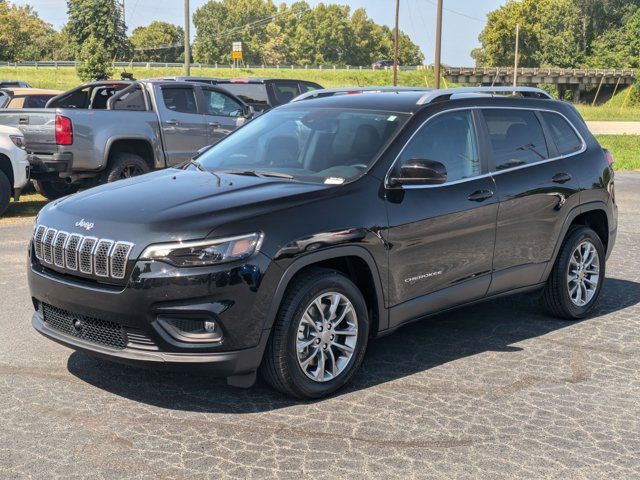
[199,87,248,145]
[481,107,582,294]
[385,109,498,326]
[156,84,208,165]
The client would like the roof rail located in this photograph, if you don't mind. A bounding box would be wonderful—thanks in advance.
[416,86,552,105]
[292,86,433,103]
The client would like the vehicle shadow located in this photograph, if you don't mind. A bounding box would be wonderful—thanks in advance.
[67,277,640,412]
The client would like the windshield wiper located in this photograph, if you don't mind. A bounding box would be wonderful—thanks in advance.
[182,159,221,186]
[222,169,294,180]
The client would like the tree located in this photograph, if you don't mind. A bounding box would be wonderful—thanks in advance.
[131,21,184,62]
[590,10,640,68]
[66,0,131,60]
[76,34,113,81]
[262,23,287,65]
[0,1,62,61]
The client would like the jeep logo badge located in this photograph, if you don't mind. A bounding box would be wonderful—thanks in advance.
[75,219,95,231]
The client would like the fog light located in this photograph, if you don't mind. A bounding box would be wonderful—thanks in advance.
[157,316,223,343]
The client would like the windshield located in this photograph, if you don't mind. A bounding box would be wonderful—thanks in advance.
[197,107,408,184]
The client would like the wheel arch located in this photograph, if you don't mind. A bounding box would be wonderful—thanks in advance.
[104,137,157,170]
[263,246,388,338]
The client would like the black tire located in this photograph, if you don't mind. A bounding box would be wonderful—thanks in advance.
[260,268,370,399]
[103,153,150,183]
[0,170,10,216]
[32,179,78,200]
[541,226,606,320]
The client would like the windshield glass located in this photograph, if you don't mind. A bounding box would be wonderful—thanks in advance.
[197,107,408,184]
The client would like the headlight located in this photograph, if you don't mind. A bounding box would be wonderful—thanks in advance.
[140,233,263,267]
[10,135,24,149]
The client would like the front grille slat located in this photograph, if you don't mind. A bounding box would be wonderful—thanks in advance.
[32,225,134,282]
[42,303,156,351]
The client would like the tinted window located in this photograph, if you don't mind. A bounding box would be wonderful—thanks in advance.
[483,109,549,170]
[398,110,480,182]
[111,85,146,111]
[271,82,300,105]
[542,112,583,156]
[162,87,197,114]
[202,89,243,116]
[216,83,269,110]
[197,108,408,184]
[23,95,55,108]
[299,82,320,94]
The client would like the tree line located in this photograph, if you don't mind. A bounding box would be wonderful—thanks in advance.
[0,0,424,68]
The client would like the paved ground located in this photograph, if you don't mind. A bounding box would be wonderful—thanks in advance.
[586,121,640,135]
[1,173,639,479]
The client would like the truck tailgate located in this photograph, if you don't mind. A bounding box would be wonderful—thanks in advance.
[0,109,57,154]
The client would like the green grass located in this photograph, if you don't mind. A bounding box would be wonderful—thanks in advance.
[0,65,437,90]
[2,193,47,220]
[596,135,640,171]
[577,105,640,121]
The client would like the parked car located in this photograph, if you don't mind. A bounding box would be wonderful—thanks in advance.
[0,80,31,88]
[0,88,63,109]
[27,87,617,399]
[372,60,394,68]
[149,77,324,113]
[0,125,29,215]
[0,79,253,199]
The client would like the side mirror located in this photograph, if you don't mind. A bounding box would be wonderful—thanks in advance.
[390,159,448,186]
[242,105,254,118]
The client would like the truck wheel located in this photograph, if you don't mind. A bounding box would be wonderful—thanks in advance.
[104,153,150,183]
[260,268,369,399]
[541,226,606,320]
[33,180,78,200]
[0,171,10,216]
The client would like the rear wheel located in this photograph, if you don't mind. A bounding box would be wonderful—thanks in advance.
[0,171,10,216]
[33,179,78,200]
[541,226,606,319]
[261,268,369,399]
[103,153,150,183]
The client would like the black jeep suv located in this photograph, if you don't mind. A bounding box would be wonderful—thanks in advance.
[28,87,617,399]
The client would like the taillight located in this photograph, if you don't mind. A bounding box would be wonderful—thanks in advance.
[55,115,73,145]
[603,148,614,167]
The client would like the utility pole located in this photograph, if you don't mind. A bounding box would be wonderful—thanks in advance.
[184,0,191,76]
[393,0,400,86]
[434,0,443,89]
[513,23,520,87]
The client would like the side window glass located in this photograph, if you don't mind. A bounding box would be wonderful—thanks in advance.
[299,83,319,94]
[271,82,300,104]
[203,90,243,117]
[162,87,198,114]
[112,86,146,111]
[541,112,583,156]
[399,110,480,183]
[483,109,549,170]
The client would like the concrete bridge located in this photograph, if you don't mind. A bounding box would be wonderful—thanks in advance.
[444,67,636,102]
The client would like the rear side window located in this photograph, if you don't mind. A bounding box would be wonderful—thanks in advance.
[217,83,269,110]
[541,112,583,156]
[271,82,300,105]
[299,82,319,94]
[162,87,197,114]
[399,110,480,182]
[483,109,549,170]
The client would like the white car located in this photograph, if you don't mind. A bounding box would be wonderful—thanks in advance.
[0,124,29,216]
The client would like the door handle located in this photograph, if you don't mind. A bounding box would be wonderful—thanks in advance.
[165,120,179,126]
[19,116,28,125]
[208,121,221,128]
[467,189,494,202]
[552,172,572,184]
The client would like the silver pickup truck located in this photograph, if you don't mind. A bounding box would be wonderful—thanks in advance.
[0,79,253,198]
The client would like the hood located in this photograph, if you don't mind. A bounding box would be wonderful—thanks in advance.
[38,168,329,251]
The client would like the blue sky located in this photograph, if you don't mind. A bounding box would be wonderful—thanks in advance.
[13,0,506,65]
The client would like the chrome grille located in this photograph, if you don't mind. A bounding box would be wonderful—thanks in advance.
[33,225,134,281]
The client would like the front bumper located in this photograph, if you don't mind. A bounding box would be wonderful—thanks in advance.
[28,250,281,377]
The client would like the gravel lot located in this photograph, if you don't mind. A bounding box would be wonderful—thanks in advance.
[1,172,639,479]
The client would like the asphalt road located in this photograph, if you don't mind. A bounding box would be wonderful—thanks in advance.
[586,121,640,135]
[1,173,639,479]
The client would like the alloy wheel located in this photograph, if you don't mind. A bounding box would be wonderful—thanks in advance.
[567,240,600,307]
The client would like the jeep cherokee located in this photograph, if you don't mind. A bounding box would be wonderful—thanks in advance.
[28,87,617,399]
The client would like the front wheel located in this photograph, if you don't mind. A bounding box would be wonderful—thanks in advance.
[541,226,606,319]
[0,170,10,216]
[261,268,369,399]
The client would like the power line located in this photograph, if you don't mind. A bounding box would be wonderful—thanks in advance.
[424,0,485,23]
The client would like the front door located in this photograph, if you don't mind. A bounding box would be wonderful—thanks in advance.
[157,85,208,165]
[385,109,499,327]
[200,87,248,145]
[480,108,582,294]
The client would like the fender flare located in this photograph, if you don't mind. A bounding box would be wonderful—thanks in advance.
[262,245,388,335]
[541,200,611,281]
[102,136,160,170]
